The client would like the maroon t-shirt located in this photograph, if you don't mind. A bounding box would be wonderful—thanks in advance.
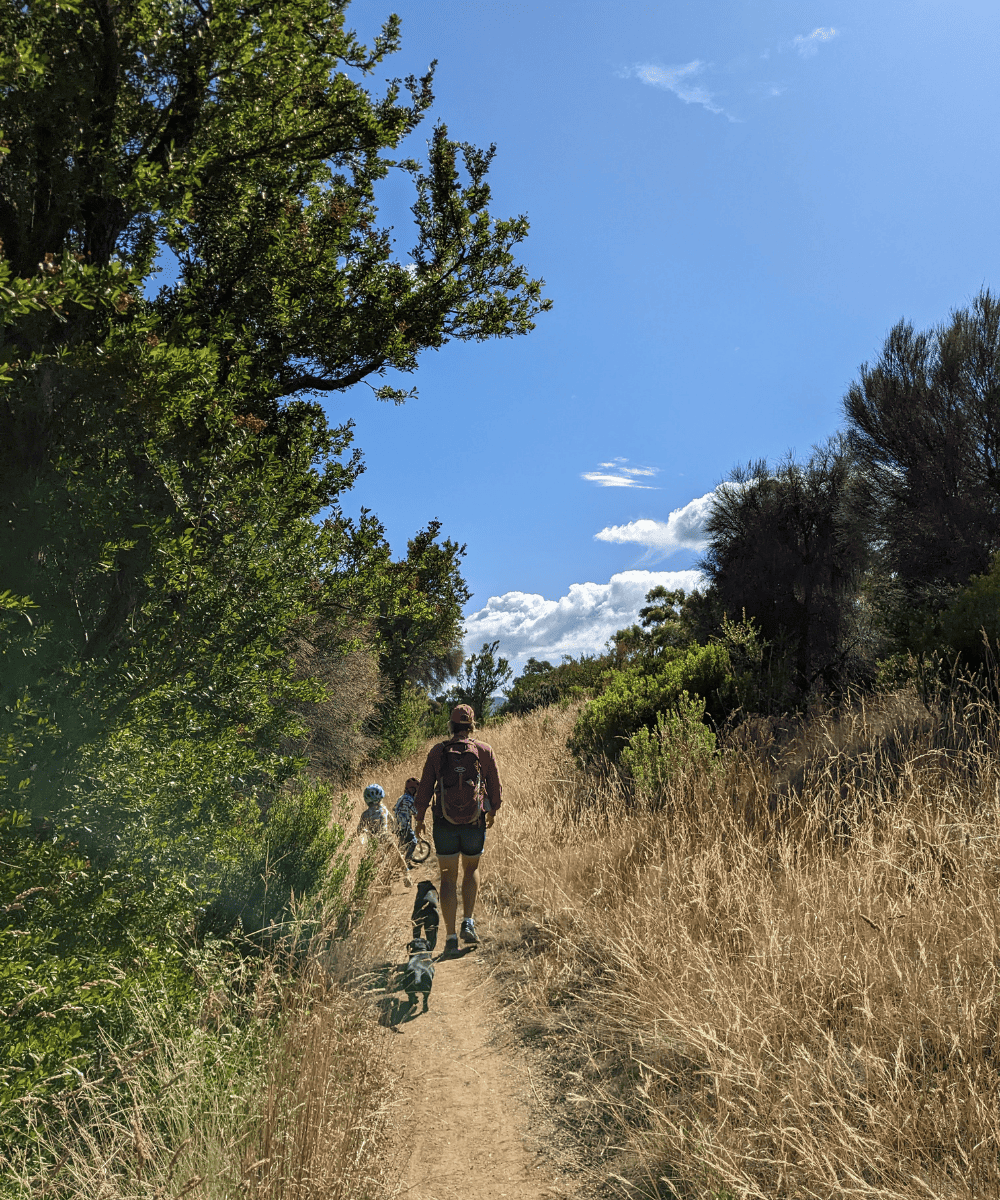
[414,735,503,822]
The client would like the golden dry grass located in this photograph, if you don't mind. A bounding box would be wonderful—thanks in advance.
[388,695,1000,1199]
[11,912,400,1200]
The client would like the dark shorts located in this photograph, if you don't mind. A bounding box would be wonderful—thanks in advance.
[432,816,486,858]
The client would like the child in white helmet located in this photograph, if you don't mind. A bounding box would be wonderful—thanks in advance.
[357,783,391,837]
[358,783,412,886]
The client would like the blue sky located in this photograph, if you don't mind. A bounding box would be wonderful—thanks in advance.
[332,0,1000,672]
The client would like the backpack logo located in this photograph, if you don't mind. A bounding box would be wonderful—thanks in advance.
[437,740,486,825]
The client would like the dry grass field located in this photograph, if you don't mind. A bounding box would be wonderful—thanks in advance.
[21,682,1000,1200]
[388,692,1000,1199]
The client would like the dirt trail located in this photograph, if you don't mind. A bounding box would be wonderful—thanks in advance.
[365,862,568,1200]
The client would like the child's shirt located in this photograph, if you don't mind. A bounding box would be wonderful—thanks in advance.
[394,793,417,837]
[357,801,390,837]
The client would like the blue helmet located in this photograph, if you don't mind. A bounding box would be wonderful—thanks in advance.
[363,784,385,804]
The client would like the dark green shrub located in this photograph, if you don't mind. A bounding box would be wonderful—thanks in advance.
[619,693,720,793]
[938,555,1000,668]
[503,654,611,715]
[203,781,348,939]
[569,642,737,767]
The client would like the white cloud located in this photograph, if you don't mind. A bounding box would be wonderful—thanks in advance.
[582,458,659,489]
[752,81,787,98]
[792,27,838,57]
[594,487,724,554]
[464,569,705,673]
[628,61,732,118]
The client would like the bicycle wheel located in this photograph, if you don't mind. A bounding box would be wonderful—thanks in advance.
[410,837,432,864]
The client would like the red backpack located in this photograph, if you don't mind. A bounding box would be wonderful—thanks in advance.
[436,738,487,825]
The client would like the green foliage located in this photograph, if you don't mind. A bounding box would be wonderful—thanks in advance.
[503,654,609,715]
[700,439,870,699]
[0,0,548,1162]
[619,693,719,794]
[569,643,737,768]
[609,586,701,664]
[0,810,191,1120]
[937,555,1000,668]
[360,518,470,702]
[374,681,433,762]
[204,780,348,939]
[450,640,513,720]
[711,612,801,717]
[846,290,1000,617]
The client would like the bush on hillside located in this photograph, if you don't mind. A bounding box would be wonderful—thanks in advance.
[373,681,436,762]
[619,692,720,794]
[201,781,349,940]
[568,642,737,767]
[937,554,1000,669]
[0,809,194,1121]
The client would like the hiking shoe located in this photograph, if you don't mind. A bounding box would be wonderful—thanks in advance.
[444,934,459,954]
[460,918,479,945]
[403,874,412,887]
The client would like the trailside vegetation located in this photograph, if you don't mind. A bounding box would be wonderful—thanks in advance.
[475,290,1000,1191]
[495,288,1000,802]
[0,0,548,1182]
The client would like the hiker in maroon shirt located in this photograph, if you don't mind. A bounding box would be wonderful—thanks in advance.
[414,704,503,953]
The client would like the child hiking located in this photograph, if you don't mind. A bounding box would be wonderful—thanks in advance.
[414,704,503,953]
[394,777,420,864]
[357,783,412,886]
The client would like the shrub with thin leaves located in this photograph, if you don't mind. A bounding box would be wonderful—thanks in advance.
[619,692,719,796]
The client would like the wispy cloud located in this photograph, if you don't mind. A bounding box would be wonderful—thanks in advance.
[621,26,839,122]
[792,27,838,57]
[627,61,733,119]
[582,458,659,489]
[752,81,787,98]
[463,569,705,673]
[594,486,726,554]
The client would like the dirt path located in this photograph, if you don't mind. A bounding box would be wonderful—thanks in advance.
[364,862,568,1200]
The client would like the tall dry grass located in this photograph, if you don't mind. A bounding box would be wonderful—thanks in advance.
[411,694,1000,1199]
[5,909,400,1200]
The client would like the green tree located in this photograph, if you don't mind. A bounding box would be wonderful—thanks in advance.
[451,640,513,720]
[700,439,869,698]
[369,520,470,703]
[0,0,547,821]
[503,653,610,714]
[609,585,700,663]
[0,0,549,1117]
[845,290,1000,640]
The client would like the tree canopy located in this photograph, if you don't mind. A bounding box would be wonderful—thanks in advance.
[700,440,868,696]
[845,289,1000,613]
[1,0,549,822]
[0,0,549,1120]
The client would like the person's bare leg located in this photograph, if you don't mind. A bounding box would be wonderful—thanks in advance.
[461,853,481,919]
[437,855,460,935]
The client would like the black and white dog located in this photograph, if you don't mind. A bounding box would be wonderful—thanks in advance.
[401,938,435,1013]
[410,879,440,950]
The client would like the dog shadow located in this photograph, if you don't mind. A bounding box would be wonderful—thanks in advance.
[368,963,432,1029]
[376,993,425,1027]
